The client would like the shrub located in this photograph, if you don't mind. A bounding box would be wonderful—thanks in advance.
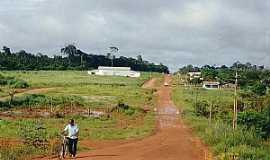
[12,79,29,88]
[0,79,8,85]
[238,107,270,139]
[194,100,209,117]
[7,78,29,88]
[250,82,267,96]
[201,121,266,159]
[111,100,141,116]
[0,101,9,108]
[124,108,136,116]
[5,94,85,108]
[18,121,49,149]
[0,74,29,88]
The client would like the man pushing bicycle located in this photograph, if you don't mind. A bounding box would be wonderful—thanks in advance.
[62,119,79,158]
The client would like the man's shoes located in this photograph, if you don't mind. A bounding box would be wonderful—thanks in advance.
[71,155,77,159]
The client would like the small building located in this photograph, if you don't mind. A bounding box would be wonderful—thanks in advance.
[202,81,220,89]
[187,72,202,80]
[88,66,141,78]
[222,83,235,89]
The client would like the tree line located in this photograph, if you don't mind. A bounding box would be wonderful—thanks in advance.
[178,62,270,96]
[0,45,169,73]
[179,62,270,141]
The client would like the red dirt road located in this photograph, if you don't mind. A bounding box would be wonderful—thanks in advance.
[45,75,210,160]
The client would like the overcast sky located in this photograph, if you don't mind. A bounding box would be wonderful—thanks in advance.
[1,0,270,71]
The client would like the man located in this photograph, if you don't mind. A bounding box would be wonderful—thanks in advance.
[63,119,79,158]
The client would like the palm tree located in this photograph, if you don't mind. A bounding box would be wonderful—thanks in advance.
[61,44,77,65]
[2,46,11,55]
[109,46,119,67]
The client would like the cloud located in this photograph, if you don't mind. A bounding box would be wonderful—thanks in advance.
[0,0,270,71]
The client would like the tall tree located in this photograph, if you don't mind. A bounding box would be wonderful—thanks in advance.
[61,44,77,65]
[109,46,119,67]
[2,46,11,55]
[137,55,143,62]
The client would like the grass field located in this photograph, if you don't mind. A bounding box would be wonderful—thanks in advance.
[0,71,161,159]
[172,76,270,160]
[0,71,154,87]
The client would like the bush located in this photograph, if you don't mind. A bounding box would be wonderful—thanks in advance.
[111,100,141,116]
[238,107,270,139]
[18,121,49,149]
[12,79,29,88]
[194,100,209,117]
[124,108,136,116]
[0,74,29,88]
[5,94,85,108]
[0,79,8,85]
[0,101,9,108]
[250,82,267,96]
[200,121,267,160]
[7,79,29,88]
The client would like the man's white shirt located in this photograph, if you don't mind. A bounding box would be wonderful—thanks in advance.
[64,124,79,139]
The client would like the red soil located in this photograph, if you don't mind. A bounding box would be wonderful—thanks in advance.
[40,75,212,160]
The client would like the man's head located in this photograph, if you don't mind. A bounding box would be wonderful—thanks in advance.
[69,119,75,126]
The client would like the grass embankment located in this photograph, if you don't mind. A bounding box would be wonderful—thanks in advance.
[172,77,270,160]
[0,71,160,159]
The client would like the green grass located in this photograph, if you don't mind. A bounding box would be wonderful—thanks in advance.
[0,112,155,140]
[172,78,270,160]
[0,71,156,87]
[0,71,161,159]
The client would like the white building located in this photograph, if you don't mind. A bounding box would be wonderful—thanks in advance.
[202,81,220,89]
[88,66,141,78]
[187,72,202,80]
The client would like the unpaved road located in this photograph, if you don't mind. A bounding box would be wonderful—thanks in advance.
[142,78,157,89]
[44,75,210,160]
[0,88,57,101]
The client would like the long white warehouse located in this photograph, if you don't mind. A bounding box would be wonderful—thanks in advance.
[88,66,141,78]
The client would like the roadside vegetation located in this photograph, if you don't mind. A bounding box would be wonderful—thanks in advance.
[0,71,160,159]
[173,62,270,160]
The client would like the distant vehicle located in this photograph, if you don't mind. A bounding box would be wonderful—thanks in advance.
[164,82,169,86]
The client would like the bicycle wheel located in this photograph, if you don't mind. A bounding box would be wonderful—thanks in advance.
[59,143,67,159]
[63,140,68,158]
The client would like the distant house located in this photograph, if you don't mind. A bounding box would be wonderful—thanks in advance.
[187,72,202,80]
[202,81,220,89]
[222,83,235,88]
[88,66,141,78]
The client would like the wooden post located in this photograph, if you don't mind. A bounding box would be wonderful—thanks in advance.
[70,101,73,113]
[50,96,53,113]
[88,108,91,116]
[233,70,238,130]
[209,102,212,125]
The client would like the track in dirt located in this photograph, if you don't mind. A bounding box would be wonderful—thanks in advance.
[44,75,210,160]
[0,88,57,101]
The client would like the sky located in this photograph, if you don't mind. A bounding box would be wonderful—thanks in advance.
[0,0,270,71]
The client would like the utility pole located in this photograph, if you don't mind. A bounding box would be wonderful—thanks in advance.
[233,70,238,129]
[177,72,180,86]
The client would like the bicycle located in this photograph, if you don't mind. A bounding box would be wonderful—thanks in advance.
[58,135,68,159]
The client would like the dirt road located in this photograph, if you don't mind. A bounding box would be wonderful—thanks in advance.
[0,88,57,101]
[42,75,210,160]
[63,75,209,160]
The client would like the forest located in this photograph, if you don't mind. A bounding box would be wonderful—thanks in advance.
[0,45,169,73]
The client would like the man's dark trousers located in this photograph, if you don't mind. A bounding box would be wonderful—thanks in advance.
[67,137,78,156]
